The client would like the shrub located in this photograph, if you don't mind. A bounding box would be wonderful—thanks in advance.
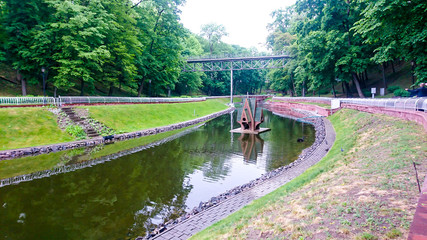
[393,89,410,97]
[387,85,400,93]
[66,125,86,140]
[362,89,372,97]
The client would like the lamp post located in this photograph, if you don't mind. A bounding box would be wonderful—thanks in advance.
[41,67,47,97]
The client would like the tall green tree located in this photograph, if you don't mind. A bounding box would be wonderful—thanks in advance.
[134,0,186,97]
[2,0,50,95]
[47,0,111,95]
[353,0,427,83]
[200,23,228,55]
[100,0,140,96]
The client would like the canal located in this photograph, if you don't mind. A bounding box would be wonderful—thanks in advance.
[0,109,315,239]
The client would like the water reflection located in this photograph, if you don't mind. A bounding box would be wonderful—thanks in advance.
[0,110,315,240]
[238,134,264,163]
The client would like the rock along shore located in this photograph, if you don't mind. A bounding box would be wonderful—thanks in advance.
[0,107,234,160]
[144,108,327,239]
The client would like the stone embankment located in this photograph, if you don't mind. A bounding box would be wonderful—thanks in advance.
[0,108,234,160]
[144,108,327,239]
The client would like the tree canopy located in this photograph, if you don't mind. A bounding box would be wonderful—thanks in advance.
[266,0,427,97]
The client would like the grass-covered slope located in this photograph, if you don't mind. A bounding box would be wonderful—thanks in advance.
[83,99,229,133]
[0,108,74,151]
[191,109,427,240]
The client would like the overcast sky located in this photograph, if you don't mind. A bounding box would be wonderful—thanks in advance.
[179,0,296,53]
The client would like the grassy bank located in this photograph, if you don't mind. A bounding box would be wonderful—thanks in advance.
[0,107,74,151]
[192,109,427,240]
[0,99,229,151]
[82,98,229,133]
[0,125,197,179]
[0,99,230,178]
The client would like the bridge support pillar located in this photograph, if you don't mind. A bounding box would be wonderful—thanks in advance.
[230,68,233,105]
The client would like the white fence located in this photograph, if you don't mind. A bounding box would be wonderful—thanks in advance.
[272,97,427,111]
[0,97,56,106]
[58,96,206,105]
[0,96,206,106]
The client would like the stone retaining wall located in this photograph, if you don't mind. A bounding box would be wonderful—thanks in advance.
[0,108,234,160]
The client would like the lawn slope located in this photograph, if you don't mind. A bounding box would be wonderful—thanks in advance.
[192,109,427,240]
[0,108,74,151]
[84,99,229,133]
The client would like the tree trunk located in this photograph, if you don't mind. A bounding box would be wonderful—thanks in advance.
[391,61,395,73]
[108,83,114,96]
[352,72,365,98]
[291,74,296,95]
[332,84,337,98]
[80,80,84,96]
[137,80,144,97]
[381,63,387,89]
[342,82,346,96]
[302,79,306,97]
[411,60,416,85]
[364,69,368,81]
[17,70,27,96]
[54,87,57,98]
[344,82,352,98]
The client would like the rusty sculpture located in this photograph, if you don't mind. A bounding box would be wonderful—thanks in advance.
[230,97,270,134]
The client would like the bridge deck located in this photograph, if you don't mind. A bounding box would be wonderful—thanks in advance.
[186,55,291,63]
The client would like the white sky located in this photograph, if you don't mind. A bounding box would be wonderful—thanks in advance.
[179,0,296,53]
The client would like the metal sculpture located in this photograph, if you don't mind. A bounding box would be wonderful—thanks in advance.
[231,97,270,134]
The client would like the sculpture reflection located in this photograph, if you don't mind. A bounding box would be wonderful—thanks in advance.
[238,134,264,162]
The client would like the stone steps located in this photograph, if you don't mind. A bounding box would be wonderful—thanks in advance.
[61,107,100,138]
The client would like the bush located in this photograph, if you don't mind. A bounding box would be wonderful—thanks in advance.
[362,89,371,97]
[393,89,410,97]
[66,125,86,140]
[387,85,401,93]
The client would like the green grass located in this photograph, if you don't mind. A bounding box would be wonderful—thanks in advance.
[0,125,195,179]
[83,99,229,133]
[0,107,74,151]
[190,109,374,239]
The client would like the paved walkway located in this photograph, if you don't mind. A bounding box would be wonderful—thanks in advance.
[153,118,336,240]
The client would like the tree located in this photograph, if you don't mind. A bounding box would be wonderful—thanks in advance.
[100,0,140,96]
[134,0,186,97]
[2,0,51,95]
[47,0,111,95]
[353,0,427,83]
[200,23,228,55]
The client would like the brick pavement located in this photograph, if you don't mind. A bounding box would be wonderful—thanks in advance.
[153,118,336,240]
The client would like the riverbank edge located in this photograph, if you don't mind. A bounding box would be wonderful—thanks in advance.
[0,107,234,160]
[146,107,332,239]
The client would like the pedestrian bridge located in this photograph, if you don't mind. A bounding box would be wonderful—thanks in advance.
[183,54,292,72]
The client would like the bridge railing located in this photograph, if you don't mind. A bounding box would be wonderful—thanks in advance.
[0,97,56,106]
[186,52,289,61]
[272,97,427,112]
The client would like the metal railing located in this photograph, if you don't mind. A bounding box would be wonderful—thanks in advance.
[0,97,56,106]
[272,97,427,112]
[0,96,206,107]
[58,96,206,105]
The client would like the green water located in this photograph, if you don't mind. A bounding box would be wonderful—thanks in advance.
[0,110,315,239]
